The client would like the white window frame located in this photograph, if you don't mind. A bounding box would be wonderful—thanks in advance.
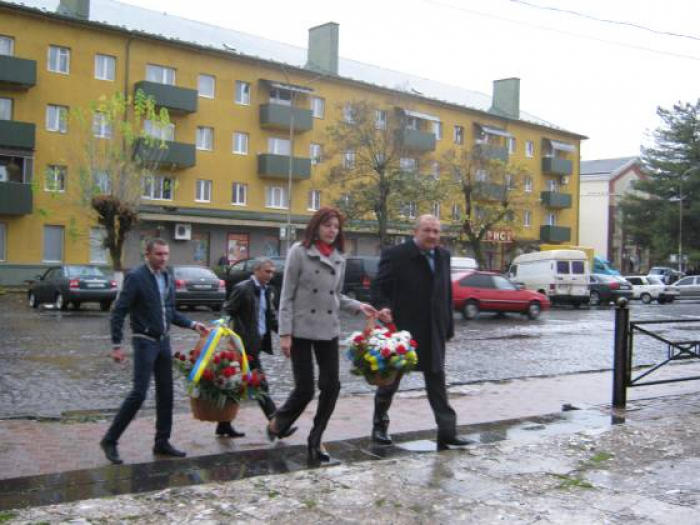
[0,98,12,121]
[89,227,108,264]
[505,173,514,190]
[43,225,64,263]
[235,80,251,105]
[432,121,443,140]
[451,204,461,221]
[268,137,291,155]
[508,136,516,154]
[547,179,559,192]
[195,179,212,203]
[0,222,6,261]
[265,186,288,209]
[144,120,175,141]
[307,189,321,211]
[311,96,325,119]
[431,202,440,218]
[233,132,249,155]
[406,201,417,220]
[375,110,387,130]
[454,125,464,145]
[269,87,293,106]
[343,103,355,123]
[198,74,215,99]
[93,169,110,194]
[94,54,116,81]
[196,126,214,151]
[310,143,323,165]
[526,140,534,158]
[475,169,488,182]
[344,150,356,169]
[546,212,556,226]
[48,45,70,74]
[142,174,173,201]
[400,157,416,173]
[232,182,247,206]
[45,165,66,193]
[146,64,175,85]
[431,160,440,180]
[524,176,533,193]
[0,36,14,56]
[523,210,532,228]
[92,113,113,139]
[46,104,68,133]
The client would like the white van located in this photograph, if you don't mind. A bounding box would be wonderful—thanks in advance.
[508,250,590,307]
[451,256,478,274]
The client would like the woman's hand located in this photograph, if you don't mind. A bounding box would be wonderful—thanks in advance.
[280,335,292,358]
[358,303,377,318]
[378,308,393,324]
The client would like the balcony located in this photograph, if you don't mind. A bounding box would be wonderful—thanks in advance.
[259,104,313,132]
[134,138,196,169]
[134,81,197,114]
[258,154,311,180]
[474,182,506,202]
[0,55,36,90]
[542,157,573,176]
[0,120,35,150]
[540,225,571,243]
[474,144,508,163]
[398,129,436,151]
[0,181,32,215]
[540,191,572,209]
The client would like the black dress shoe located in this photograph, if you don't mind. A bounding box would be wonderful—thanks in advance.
[279,425,298,439]
[100,438,123,464]
[153,442,187,457]
[307,445,332,463]
[266,421,298,442]
[437,436,473,451]
[216,422,245,438]
[371,428,393,445]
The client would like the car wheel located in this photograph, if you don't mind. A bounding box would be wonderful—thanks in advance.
[667,296,675,303]
[100,301,112,312]
[527,301,542,320]
[657,297,666,304]
[55,293,67,311]
[589,291,601,306]
[72,302,81,310]
[573,302,582,309]
[28,292,39,309]
[641,293,652,304]
[462,300,479,320]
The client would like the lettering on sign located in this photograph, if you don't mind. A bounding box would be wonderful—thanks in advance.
[485,230,513,243]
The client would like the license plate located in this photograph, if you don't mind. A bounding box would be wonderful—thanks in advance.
[87,283,104,288]
[192,284,211,290]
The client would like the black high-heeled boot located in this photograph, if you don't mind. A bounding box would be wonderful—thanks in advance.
[307,435,332,463]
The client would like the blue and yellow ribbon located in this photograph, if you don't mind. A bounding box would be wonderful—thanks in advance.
[189,320,250,384]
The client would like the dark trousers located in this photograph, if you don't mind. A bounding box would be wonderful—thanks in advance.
[373,368,457,440]
[274,337,340,446]
[104,337,173,446]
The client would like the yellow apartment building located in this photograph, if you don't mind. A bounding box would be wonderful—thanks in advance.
[0,0,585,285]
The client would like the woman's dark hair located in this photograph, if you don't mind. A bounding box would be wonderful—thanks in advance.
[302,207,345,252]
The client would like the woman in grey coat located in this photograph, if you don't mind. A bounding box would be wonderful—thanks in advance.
[267,207,376,463]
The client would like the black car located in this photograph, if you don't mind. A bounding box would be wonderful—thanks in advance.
[343,256,380,302]
[27,265,117,311]
[173,265,227,311]
[224,256,286,298]
[588,274,633,306]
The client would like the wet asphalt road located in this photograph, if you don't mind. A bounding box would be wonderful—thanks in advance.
[1,293,699,418]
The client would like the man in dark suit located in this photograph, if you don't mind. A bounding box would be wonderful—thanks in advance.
[373,214,469,450]
[219,257,296,438]
[100,239,208,464]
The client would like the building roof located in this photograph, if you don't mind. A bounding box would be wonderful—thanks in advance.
[581,157,639,179]
[6,0,583,137]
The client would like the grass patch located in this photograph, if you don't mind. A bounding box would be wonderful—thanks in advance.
[579,451,614,470]
[0,511,17,523]
[302,498,317,509]
[552,473,594,490]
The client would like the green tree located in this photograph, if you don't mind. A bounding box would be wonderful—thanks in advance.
[324,100,446,247]
[620,100,700,265]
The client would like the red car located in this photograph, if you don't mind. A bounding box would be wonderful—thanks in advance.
[452,270,550,320]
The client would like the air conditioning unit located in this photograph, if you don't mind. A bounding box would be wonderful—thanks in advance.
[174,223,192,241]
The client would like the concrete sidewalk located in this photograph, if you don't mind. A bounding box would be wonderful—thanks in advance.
[3,363,700,480]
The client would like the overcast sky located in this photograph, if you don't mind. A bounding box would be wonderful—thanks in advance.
[117,0,700,161]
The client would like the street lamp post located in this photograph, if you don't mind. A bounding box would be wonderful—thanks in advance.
[286,90,296,254]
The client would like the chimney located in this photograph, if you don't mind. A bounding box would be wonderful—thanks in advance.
[57,0,90,20]
[490,78,520,120]
[306,22,339,76]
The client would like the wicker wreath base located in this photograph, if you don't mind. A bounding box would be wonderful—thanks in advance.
[365,370,398,387]
[190,398,239,422]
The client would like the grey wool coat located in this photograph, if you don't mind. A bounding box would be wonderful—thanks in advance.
[278,242,362,340]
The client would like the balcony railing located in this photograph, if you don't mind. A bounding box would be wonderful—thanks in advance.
[540,225,571,243]
[474,144,509,163]
[540,191,572,209]
[542,157,573,176]
[134,138,196,169]
[0,181,32,215]
[398,129,437,151]
[134,81,198,114]
[0,55,36,90]
[259,104,313,132]
[0,120,35,150]
[258,154,311,180]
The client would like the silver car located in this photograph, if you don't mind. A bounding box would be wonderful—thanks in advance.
[673,276,700,299]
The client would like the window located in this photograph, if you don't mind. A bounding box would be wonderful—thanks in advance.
[493,275,517,291]
[311,96,325,119]
[505,173,514,190]
[403,201,417,220]
[146,64,175,85]
[0,98,11,120]
[89,227,107,264]
[546,212,556,226]
[431,161,440,180]
[310,143,323,164]
[94,54,115,81]
[432,121,443,140]
[268,137,290,155]
[45,165,66,192]
[475,169,488,182]
[507,136,516,154]
[233,132,248,154]
[400,157,416,172]
[526,140,534,158]
[475,206,486,220]
[375,110,387,130]
[431,202,440,218]
[48,45,70,74]
[344,150,356,169]
[196,126,214,150]
[195,179,212,202]
[93,170,110,193]
[340,194,352,207]
[454,125,464,145]
[144,120,175,141]
[572,261,585,275]
[232,182,247,205]
[524,176,533,193]
[92,113,112,139]
[556,261,569,274]
[43,225,64,262]
[265,186,288,209]
[343,103,355,123]
[523,210,531,227]
[0,36,14,56]
[406,117,420,131]
[46,105,68,133]
[546,178,558,192]
[504,210,515,222]
[143,175,173,200]
[0,222,5,261]
[308,189,321,211]
[452,204,461,221]
[269,87,292,106]
[235,80,251,105]
[198,74,215,98]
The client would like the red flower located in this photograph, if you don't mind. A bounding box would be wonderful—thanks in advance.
[248,371,261,387]
[202,369,215,381]
[353,335,364,344]
[380,348,391,358]
[213,355,221,365]
[396,344,406,355]
[222,366,235,377]
[409,339,417,348]
[189,357,196,363]
[179,355,187,361]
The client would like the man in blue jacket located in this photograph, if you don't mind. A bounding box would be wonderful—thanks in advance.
[100,239,207,464]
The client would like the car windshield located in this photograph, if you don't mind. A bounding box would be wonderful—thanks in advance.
[493,276,517,291]
[174,266,217,279]
[647,276,664,285]
[65,266,106,278]
[594,274,617,283]
[649,268,665,275]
